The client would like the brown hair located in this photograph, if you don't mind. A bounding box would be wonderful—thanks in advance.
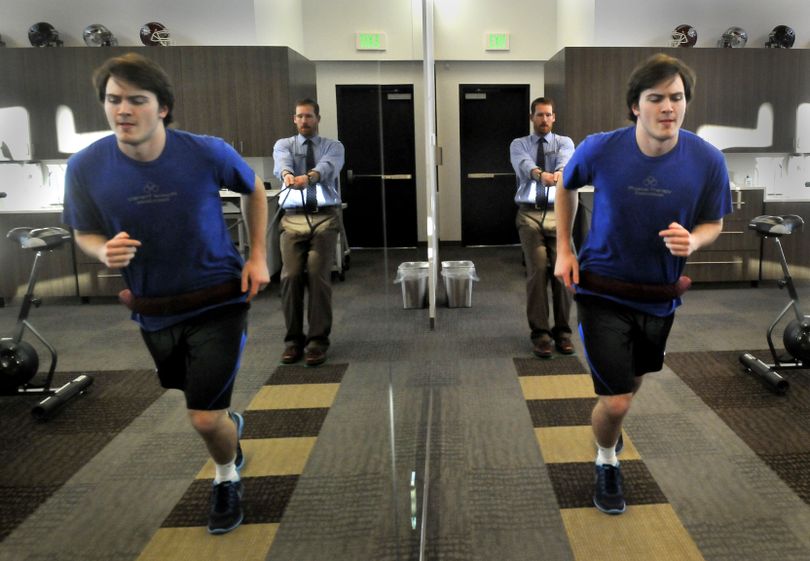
[530,96,555,115]
[295,97,320,117]
[625,54,696,122]
[93,52,175,125]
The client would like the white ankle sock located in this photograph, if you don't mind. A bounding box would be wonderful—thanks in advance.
[596,443,619,467]
[214,456,240,484]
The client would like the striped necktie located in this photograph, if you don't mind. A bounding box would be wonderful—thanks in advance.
[304,139,317,212]
[535,137,547,206]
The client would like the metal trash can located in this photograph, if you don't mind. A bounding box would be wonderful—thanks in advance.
[394,261,429,309]
[441,260,479,308]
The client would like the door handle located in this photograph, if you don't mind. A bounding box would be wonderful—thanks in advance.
[467,172,515,179]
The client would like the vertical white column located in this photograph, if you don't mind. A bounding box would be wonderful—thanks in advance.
[421,0,439,328]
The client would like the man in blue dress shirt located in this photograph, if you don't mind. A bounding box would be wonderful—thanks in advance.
[509,97,576,358]
[273,98,345,367]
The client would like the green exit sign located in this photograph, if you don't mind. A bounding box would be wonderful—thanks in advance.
[356,32,387,51]
[485,32,510,51]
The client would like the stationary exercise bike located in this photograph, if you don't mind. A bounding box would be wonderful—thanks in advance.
[0,226,93,419]
[739,214,810,393]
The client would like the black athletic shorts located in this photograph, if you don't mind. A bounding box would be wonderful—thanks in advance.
[576,294,674,396]
[140,303,249,411]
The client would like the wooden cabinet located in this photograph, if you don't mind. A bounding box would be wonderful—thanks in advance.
[684,189,763,282]
[73,261,126,299]
[546,47,810,153]
[0,213,77,306]
[0,46,316,160]
[177,47,313,156]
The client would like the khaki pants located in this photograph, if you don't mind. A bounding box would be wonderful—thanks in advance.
[279,209,340,350]
[516,206,572,343]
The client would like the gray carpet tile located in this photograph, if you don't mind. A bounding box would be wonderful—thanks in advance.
[3,249,810,561]
[683,517,810,561]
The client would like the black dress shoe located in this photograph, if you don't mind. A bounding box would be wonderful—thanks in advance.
[532,338,553,359]
[281,346,303,364]
[304,347,327,367]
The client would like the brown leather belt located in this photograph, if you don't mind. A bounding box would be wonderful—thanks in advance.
[283,206,338,215]
[578,270,691,302]
[118,279,244,316]
[518,203,554,210]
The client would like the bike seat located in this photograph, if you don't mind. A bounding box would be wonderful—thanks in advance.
[7,227,71,250]
[748,214,804,237]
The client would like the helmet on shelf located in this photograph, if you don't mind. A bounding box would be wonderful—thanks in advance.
[766,25,796,48]
[718,26,748,48]
[670,24,697,47]
[83,24,118,47]
[28,22,63,47]
[139,21,172,46]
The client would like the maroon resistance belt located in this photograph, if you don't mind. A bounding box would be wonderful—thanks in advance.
[578,270,691,302]
[118,279,244,316]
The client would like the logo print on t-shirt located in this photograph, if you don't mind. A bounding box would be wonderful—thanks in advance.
[127,181,178,205]
[627,175,671,198]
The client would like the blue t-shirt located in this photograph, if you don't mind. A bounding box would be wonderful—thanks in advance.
[563,126,732,316]
[62,129,256,331]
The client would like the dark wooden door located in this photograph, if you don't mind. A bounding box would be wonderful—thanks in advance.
[459,84,528,246]
[336,84,418,248]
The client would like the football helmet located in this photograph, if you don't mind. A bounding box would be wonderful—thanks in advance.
[28,22,64,47]
[766,25,795,48]
[718,26,748,48]
[140,21,172,46]
[670,24,697,47]
[83,24,118,47]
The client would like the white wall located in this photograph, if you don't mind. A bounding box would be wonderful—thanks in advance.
[594,0,810,49]
[4,0,809,55]
[557,0,596,50]
[254,0,304,52]
[302,0,424,60]
[432,0,558,61]
[4,0,810,234]
[1,0,257,47]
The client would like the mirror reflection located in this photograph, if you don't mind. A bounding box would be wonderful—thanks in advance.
[2,1,810,560]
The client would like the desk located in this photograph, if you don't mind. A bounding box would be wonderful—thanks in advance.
[220,189,283,276]
[220,189,349,280]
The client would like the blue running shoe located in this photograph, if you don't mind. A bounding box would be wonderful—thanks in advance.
[593,463,626,515]
[229,411,245,471]
[208,480,244,534]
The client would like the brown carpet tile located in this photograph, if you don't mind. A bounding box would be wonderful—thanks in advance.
[151,362,347,544]
[546,461,668,509]
[267,364,346,385]
[0,369,165,542]
[514,355,704,561]
[667,350,810,505]
[526,397,597,427]
[242,408,329,439]
[161,475,299,527]
[514,356,586,376]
